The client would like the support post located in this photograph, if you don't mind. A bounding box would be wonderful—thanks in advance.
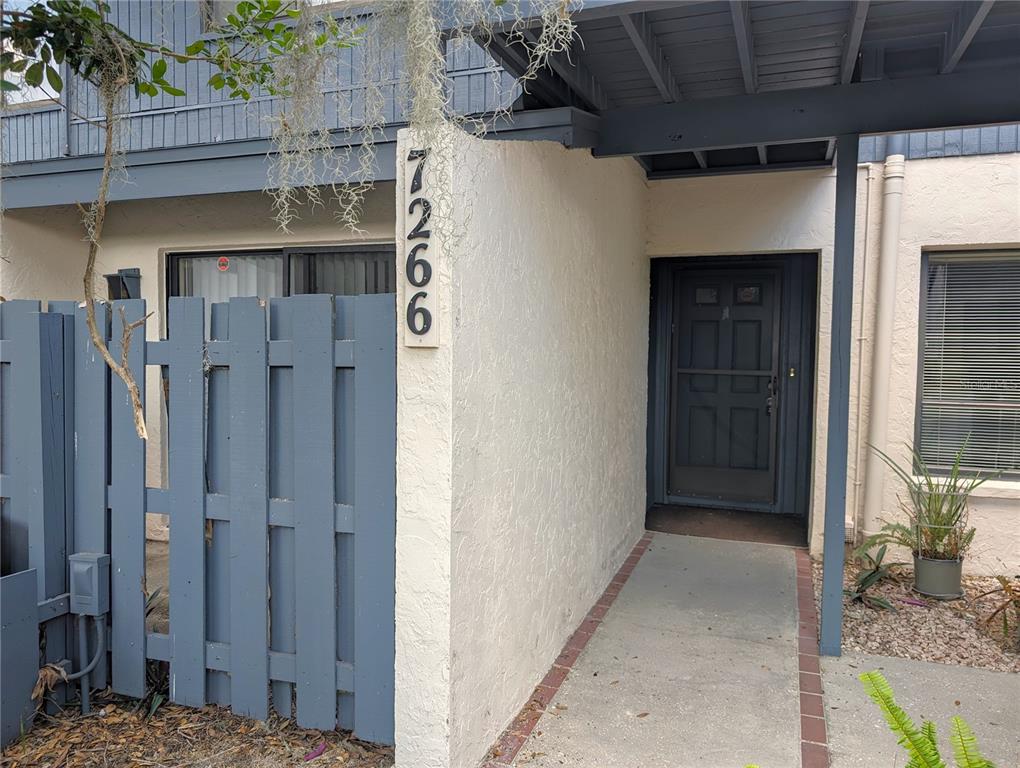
[819,133,859,657]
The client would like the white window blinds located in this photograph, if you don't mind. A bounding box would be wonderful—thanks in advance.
[919,252,1020,474]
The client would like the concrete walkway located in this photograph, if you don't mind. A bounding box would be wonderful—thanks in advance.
[512,533,802,768]
[823,652,1020,767]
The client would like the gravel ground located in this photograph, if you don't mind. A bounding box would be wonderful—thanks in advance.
[812,559,1019,673]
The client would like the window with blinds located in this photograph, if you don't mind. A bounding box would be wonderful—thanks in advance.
[918,252,1020,475]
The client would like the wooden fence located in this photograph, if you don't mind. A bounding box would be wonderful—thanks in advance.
[0,295,396,744]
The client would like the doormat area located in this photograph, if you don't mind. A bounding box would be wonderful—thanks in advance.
[645,504,806,547]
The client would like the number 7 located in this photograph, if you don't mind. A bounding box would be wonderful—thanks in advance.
[407,148,428,194]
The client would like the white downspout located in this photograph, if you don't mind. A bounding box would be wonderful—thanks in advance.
[848,162,876,542]
[860,137,907,541]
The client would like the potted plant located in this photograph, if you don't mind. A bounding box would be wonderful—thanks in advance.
[861,444,989,599]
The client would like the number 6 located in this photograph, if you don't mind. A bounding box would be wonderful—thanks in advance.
[407,291,432,336]
[406,243,432,287]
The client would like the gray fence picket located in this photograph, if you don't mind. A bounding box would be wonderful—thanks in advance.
[9,304,69,710]
[268,299,296,718]
[291,295,337,729]
[352,294,396,744]
[227,297,269,719]
[206,303,231,706]
[167,298,207,707]
[48,303,78,692]
[334,299,356,732]
[109,299,147,698]
[71,303,110,687]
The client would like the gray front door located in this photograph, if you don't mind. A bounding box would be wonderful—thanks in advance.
[668,267,781,506]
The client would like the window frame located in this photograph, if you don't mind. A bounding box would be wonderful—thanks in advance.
[166,243,396,306]
[914,248,1020,479]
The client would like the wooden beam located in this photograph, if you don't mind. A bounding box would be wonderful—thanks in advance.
[619,13,681,103]
[729,1,757,93]
[840,1,870,84]
[595,66,1020,157]
[522,29,608,112]
[941,0,995,74]
[482,32,568,109]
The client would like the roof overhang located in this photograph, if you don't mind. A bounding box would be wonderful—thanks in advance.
[481,0,1020,177]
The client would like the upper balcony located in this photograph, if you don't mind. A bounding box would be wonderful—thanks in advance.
[1,1,590,208]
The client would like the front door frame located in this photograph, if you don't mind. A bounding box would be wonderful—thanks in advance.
[647,253,818,519]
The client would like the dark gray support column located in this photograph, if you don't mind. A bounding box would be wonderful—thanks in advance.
[819,133,859,657]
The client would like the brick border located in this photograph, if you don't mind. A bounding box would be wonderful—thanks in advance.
[795,549,830,768]
[480,531,655,767]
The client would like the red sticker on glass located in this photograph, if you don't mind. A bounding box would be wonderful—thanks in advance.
[217,256,230,272]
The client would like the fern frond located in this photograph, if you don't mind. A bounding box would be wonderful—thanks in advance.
[949,717,995,768]
[859,671,947,768]
[922,720,938,751]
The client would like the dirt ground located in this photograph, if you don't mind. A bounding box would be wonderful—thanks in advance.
[812,559,1019,673]
[0,694,393,768]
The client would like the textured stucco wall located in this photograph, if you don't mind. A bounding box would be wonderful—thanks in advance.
[392,129,648,768]
[393,130,455,768]
[0,187,394,499]
[857,154,1020,574]
[448,139,648,768]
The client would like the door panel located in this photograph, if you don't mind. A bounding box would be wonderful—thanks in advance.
[668,268,781,505]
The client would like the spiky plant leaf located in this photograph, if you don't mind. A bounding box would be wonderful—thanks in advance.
[859,671,946,768]
[949,717,995,768]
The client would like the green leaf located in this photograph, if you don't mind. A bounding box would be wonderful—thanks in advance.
[152,58,167,79]
[0,79,19,92]
[24,61,45,87]
[949,717,994,768]
[39,45,51,63]
[208,72,225,89]
[161,84,185,97]
[285,8,301,17]
[859,671,946,768]
[185,40,206,56]
[45,65,62,92]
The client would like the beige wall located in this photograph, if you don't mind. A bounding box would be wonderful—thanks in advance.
[645,154,1020,575]
[394,131,648,768]
[857,155,1020,573]
[0,186,396,494]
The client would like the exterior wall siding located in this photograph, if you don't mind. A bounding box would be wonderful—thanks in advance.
[393,130,648,768]
[1,5,515,164]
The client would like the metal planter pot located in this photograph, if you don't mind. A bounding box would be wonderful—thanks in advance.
[913,555,964,600]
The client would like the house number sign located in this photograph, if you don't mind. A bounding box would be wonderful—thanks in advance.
[403,147,438,347]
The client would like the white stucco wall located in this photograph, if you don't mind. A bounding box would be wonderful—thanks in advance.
[859,154,1020,574]
[645,155,1020,575]
[0,186,396,496]
[393,130,648,768]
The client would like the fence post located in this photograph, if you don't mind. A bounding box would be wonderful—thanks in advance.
[167,297,207,707]
[72,302,111,687]
[352,294,396,744]
[8,305,69,709]
[109,300,148,698]
[227,297,270,719]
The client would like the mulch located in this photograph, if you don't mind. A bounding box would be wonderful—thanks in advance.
[0,693,393,768]
[812,560,1020,673]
